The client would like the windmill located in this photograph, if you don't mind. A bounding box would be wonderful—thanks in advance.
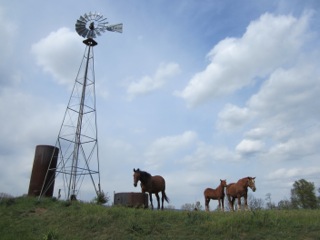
[40,12,122,201]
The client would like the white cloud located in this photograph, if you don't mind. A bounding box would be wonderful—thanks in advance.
[180,143,239,169]
[268,131,320,160]
[0,88,64,196]
[241,62,320,160]
[0,7,17,61]
[248,64,320,123]
[145,131,197,168]
[176,12,310,106]
[245,128,268,139]
[268,167,320,179]
[0,88,62,148]
[236,139,265,155]
[31,27,83,86]
[126,62,181,99]
[216,104,249,131]
[0,7,19,85]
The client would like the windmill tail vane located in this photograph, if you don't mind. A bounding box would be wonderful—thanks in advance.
[106,23,123,33]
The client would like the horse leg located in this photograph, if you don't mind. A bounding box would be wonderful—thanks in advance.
[244,195,249,211]
[149,193,154,210]
[228,195,234,212]
[205,197,210,211]
[218,198,221,211]
[237,195,242,211]
[155,193,160,210]
[221,197,225,212]
[161,191,166,210]
[231,197,236,211]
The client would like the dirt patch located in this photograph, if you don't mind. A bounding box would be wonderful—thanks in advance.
[27,207,48,216]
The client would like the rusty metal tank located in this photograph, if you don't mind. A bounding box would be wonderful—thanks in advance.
[114,192,148,208]
[28,145,59,197]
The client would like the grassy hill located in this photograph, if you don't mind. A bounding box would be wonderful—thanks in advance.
[1,197,319,240]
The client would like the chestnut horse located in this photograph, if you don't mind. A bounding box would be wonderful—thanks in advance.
[226,177,256,211]
[133,168,169,210]
[204,179,227,212]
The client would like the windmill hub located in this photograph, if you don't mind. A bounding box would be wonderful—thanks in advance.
[89,22,95,30]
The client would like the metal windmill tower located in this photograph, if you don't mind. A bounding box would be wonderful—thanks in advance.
[40,12,122,201]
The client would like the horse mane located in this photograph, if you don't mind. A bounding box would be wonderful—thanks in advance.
[139,170,152,184]
[240,176,255,184]
[237,177,249,183]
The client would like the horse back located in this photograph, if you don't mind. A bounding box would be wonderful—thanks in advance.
[204,187,224,199]
[204,188,214,196]
[150,175,166,193]
[226,182,246,197]
[226,183,236,195]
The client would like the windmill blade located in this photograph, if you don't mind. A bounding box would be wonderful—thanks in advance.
[80,16,87,22]
[76,19,86,25]
[88,30,96,39]
[88,11,93,20]
[78,28,88,37]
[76,27,87,37]
[83,13,90,22]
[95,13,104,21]
[99,17,109,24]
[106,23,123,33]
[75,20,88,37]
[81,29,89,38]
[77,25,88,38]
[95,29,102,36]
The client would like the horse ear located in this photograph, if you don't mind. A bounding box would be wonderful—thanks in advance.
[133,168,136,172]
[253,177,256,179]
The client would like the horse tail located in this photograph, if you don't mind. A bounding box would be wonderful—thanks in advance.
[163,191,170,203]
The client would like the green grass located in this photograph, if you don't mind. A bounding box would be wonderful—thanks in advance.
[1,197,320,240]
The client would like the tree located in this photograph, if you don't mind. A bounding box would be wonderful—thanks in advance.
[181,201,203,211]
[181,203,194,211]
[277,199,292,210]
[165,204,176,210]
[290,179,318,209]
[248,194,264,210]
[265,193,276,209]
[92,191,109,205]
[194,201,203,211]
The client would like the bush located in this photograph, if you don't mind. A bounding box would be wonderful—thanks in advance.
[93,191,109,205]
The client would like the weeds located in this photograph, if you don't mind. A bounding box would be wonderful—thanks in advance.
[1,197,320,240]
[92,191,109,205]
[42,230,58,240]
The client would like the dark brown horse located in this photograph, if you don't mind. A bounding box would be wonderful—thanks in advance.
[204,179,227,212]
[133,168,169,210]
[226,177,256,211]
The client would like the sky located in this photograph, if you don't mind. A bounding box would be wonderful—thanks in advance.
[1,0,320,210]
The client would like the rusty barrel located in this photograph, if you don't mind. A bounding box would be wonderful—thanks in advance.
[28,145,59,197]
[114,192,148,208]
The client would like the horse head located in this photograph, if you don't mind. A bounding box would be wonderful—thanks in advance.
[247,177,256,192]
[133,168,141,187]
[220,179,227,188]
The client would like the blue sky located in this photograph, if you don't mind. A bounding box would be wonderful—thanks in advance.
[1,0,320,209]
